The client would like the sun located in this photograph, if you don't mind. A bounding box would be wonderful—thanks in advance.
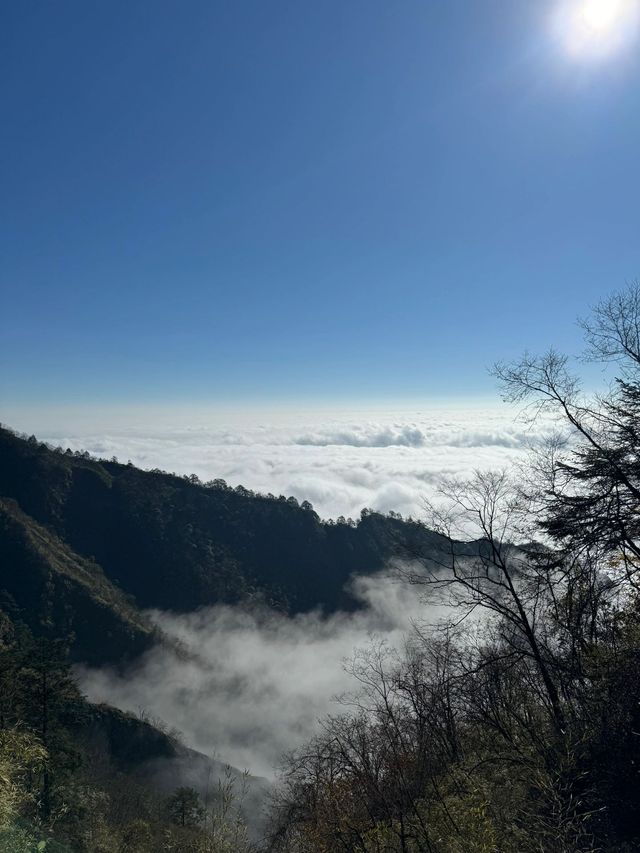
[582,0,628,31]
[553,0,640,59]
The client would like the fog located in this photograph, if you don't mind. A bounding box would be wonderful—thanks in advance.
[77,570,446,779]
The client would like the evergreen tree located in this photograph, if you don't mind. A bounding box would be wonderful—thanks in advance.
[165,786,205,828]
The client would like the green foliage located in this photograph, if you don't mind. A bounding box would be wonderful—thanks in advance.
[0,728,46,831]
[117,819,152,853]
[0,615,256,851]
[166,787,205,828]
[425,782,498,853]
[0,825,44,853]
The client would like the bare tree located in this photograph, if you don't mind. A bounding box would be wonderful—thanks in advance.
[494,285,640,586]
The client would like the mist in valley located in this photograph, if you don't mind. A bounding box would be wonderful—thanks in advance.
[77,569,444,779]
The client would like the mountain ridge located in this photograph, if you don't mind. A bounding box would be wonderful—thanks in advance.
[0,422,454,665]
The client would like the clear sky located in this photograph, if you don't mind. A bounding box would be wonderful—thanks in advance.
[2,0,639,406]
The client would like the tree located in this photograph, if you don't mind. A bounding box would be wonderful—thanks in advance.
[405,470,567,735]
[10,636,84,823]
[0,727,46,832]
[269,285,640,853]
[494,284,640,587]
[165,786,204,828]
[201,766,253,853]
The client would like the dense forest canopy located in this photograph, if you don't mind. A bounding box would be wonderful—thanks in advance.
[0,421,453,642]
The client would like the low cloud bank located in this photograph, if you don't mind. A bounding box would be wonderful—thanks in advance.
[77,571,445,779]
[8,403,558,520]
[293,423,549,450]
[295,424,428,447]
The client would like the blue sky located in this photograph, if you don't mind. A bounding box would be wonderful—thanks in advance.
[2,0,640,405]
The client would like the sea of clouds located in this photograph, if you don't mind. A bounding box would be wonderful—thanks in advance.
[5,400,557,520]
[6,400,557,778]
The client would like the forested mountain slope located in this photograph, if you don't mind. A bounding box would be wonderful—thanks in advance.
[0,498,155,665]
[0,609,267,851]
[2,422,451,846]
[0,423,453,663]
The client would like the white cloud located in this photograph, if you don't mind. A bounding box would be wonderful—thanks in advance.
[295,424,428,447]
[3,401,557,520]
[5,401,551,781]
[76,571,449,779]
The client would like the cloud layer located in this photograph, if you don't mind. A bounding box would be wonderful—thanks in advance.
[11,402,547,779]
[8,402,556,520]
[77,572,447,779]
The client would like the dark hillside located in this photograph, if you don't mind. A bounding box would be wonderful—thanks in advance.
[0,498,155,665]
[0,611,266,849]
[0,425,451,622]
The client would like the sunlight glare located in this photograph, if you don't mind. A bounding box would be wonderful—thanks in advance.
[553,0,640,59]
[582,0,627,32]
